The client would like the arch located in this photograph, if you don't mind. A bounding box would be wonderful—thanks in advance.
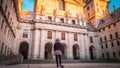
[19,41,29,59]
[61,43,67,59]
[89,46,96,60]
[44,42,53,59]
[73,44,80,59]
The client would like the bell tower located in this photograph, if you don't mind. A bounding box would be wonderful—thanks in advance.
[83,0,109,28]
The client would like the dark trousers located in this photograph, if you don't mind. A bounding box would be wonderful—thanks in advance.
[55,55,62,66]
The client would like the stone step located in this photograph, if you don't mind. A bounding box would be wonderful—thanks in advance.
[22,59,120,64]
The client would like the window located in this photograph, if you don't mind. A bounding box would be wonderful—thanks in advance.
[74,33,78,41]
[101,45,103,49]
[113,52,116,57]
[59,0,65,10]
[117,41,120,46]
[119,51,120,56]
[0,0,3,4]
[72,20,75,25]
[113,23,116,26]
[60,18,64,23]
[100,37,102,43]
[61,32,65,40]
[108,25,111,28]
[5,5,7,12]
[102,53,104,58]
[111,42,114,47]
[1,20,4,29]
[0,43,4,54]
[106,43,108,48]
[4,25,7,34]
[104,36,107,41]
[90,36,93,43]
[103,28,105,31]
[4,46,7,54]
[115,32,119,38]
[23,29,29,38]
[8,12,10,19]
[48,16,52,21]
[110,34,112,39]
[106,53,110,59]
[47,31,52,39]
[87,6,89,10]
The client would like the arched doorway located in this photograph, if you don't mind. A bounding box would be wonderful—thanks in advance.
[73,44,80,59]
[61,43,67,59]
[19,41,29,59]
[89,46,96,60]
[44,42,53,59]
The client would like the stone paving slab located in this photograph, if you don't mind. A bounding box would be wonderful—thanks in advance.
[0,63,120,68]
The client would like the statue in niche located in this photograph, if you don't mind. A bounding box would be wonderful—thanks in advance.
[40,5,45,15]
[53,9,57,21]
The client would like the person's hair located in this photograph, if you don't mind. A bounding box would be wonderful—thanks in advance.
[56,38,60,42]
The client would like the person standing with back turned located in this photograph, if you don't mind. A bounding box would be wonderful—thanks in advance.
[54,38,64,68]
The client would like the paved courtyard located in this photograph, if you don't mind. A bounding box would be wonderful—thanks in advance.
[0,63,120,68]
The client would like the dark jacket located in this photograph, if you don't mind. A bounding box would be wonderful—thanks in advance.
[54,42,62,51]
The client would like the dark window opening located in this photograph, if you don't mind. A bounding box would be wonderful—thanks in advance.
[90,36,93,43]
[60,0,65,11]
[102,53,104,58]
[110,34,112,39]
[111,42,114,47]
[48,16,52,21]
[101,45,103,49]
[1,20,4,29]
[117,41,120,46]
[115,32,119,38]
[106,43,108,48]
[72,20,75,25]
[60,18,64,23]
[113,52,116,57]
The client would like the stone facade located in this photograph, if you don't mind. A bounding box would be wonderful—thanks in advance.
[98,8,120,60]
[0,0,18,55]
[1,0,119,61]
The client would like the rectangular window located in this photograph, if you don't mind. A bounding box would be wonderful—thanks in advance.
[48,16,52,21]
[100,37,102,43]
[1,20,4,29]
[104,36,107,41]
[47,31,52,39]
[90,36,93,43]
[119,51,120,56]
[102,53,104,58]
[0,0,3,4]
[72,20,75,25]
[61,32,65,40]
[74,33,78,41]
[23,29,29,38]
[110,34,112,39]
[0,43,4,54]
[117,41,120,46]
[106,43,108,48]
[106,53,110,59]
[115,32,119,38]
[59,0,65,11]
[113,52,116,57]
[101,45,103,49]
[60,18,64,23]
[111,42,114,47]
[8,12,10,19]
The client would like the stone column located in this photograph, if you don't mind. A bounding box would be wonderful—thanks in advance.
[80,34,85,59]
[40,29,45,60]
[68,32,73,59]
[84,34,90,60]
[33,29,40,59]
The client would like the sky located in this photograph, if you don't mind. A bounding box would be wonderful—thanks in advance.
[22,0,120,12]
